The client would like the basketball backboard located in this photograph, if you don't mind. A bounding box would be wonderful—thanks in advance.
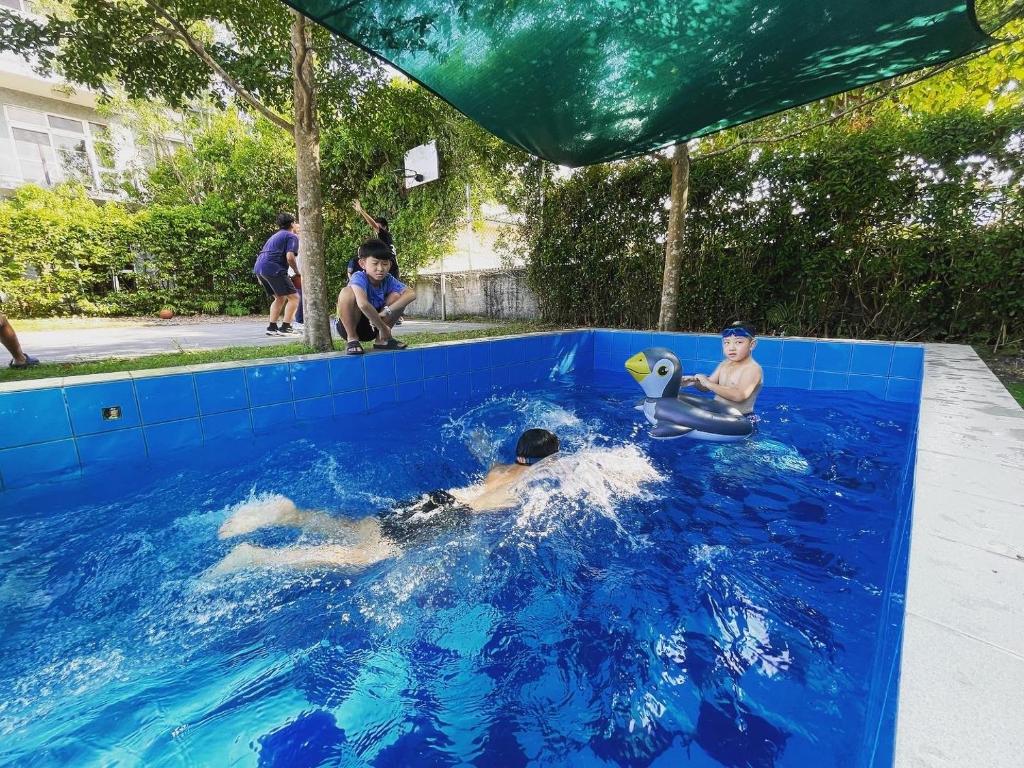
[402,140,439,189]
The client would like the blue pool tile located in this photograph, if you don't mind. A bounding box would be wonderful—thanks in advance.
[851,344,894,377]
[491,339,526,368]
[470,342,491,371]
[202,410,253,441]
[246,364,291,406]
[295,395,333,422]
[195,369,248,414]
[594,335,618,369]
[333,391,367,415]
[290,360,331,400]
[696,335,722,360]
[363,354,396,388]
[366,385,397,410]
[886,378,922,403]
[422,377,447,402]
[471,369,493,397]
[574,332,595,369]
[653,332,697,360]
[781,339,815,370]
[65,381,140,435]
[252,402,294,433]
[848,374,888,399]
[394,350,424,383]
[77,428,147,467]
[811,370,848,391]
[329,357,366,393]
[397,380,424,403]
[530,360,555,382]
[753,337,782,367]
[890,346,924,380]
[0,389,72,449]
[778,368,813,389]
[0,439,79,488]
[609,332,630,363]
[535,334,557,359]
[680,359,700,376]
[135,374,198,424]
[421,347,448,378]
[449,373,472,400]
[813,342,854,374]
[544,335,569,362]
[145,418,203,456]
[501,364,529,388]
[628,331,654,355]
[761,367,781,387]
[446,344,472,373]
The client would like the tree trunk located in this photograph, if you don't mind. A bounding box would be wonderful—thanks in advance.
[657,142,690,331]
[290,11,331,351]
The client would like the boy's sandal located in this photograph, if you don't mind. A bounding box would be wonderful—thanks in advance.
[9,355,40,369]
[345,340,364,355]
[372,338,407,351]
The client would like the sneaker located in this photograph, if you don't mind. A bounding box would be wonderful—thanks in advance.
[266,324,281,336]
[278,323,302,336]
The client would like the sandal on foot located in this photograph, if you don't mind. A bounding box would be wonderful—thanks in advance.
[345,340,364,355]
[9,355,40,369]
[373,338,407,351]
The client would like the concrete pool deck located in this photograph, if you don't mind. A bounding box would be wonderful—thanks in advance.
[896,344,1024,767]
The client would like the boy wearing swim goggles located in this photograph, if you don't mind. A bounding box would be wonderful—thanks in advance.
[682,321,764,414]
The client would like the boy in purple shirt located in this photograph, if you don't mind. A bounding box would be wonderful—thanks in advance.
[335,238,417,355]
[253,212,301,336]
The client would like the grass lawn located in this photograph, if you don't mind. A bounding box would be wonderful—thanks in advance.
[974,345,1024,407]
[0,321,555,385]
[1006,381,1024,407]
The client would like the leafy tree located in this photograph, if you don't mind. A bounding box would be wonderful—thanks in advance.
[1,0,383,350]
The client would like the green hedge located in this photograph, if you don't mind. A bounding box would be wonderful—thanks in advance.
[0,185,139,317]
[526,109,1024,344]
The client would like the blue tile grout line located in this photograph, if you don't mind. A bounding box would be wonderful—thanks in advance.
[0,330,922,490]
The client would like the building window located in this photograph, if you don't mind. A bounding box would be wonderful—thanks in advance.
[2,105,119,191]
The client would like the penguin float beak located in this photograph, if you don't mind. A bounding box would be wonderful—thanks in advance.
[625,352,650,383]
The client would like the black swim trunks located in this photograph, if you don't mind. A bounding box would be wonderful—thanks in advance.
[378,490,473,546]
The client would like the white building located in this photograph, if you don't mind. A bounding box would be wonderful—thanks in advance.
[0,0,181,199]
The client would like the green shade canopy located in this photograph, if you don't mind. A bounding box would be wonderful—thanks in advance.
[287,1,993,165]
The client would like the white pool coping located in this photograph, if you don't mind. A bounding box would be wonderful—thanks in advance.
[895,344,1024,767]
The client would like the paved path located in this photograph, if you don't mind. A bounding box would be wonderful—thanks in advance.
[18,318,499,363]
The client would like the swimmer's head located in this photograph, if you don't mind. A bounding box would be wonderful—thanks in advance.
[515,429,560,465]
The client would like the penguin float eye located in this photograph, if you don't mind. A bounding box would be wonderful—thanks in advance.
[657,365,669,376]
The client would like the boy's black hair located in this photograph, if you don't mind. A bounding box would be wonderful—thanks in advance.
[515,429,560,465]
[723,319,756,336]
[357,238,394,261]
[276,212,296,230]
[374,215,389,230]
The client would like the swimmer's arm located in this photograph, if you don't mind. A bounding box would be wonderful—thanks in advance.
[697,365,762,403]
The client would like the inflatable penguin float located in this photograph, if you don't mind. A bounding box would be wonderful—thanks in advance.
[625,347,753,442]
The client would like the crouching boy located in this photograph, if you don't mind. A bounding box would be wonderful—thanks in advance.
[336,238,416,355]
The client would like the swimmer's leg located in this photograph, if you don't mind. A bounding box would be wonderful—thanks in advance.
[218,496,372,540]
[211,527,399,575]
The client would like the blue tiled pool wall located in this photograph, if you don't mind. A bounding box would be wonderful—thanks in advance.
[592,330,925,403]
[0,329,925,492]
[0,332,593,491]
[862,426,920,768]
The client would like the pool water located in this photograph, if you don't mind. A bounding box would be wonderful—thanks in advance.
[0,369,917,767]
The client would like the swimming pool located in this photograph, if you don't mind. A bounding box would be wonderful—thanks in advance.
[0,356,918,767]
